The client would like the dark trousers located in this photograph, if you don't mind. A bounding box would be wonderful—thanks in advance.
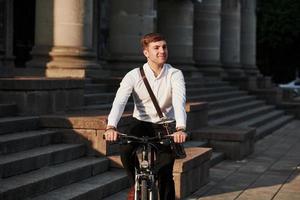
[120,118,175,200]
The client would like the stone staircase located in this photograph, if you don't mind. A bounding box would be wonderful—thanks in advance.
[0,73,294,200]
[0,103,17,118]
[196,78,294,140]
[0,111,130,199]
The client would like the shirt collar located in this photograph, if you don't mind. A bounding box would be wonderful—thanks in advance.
[144,63,167,79]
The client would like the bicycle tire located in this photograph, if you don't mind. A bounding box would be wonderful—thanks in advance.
[150,183,159,200]
[141,179,148,200]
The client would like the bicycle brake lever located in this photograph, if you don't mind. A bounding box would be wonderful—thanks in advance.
[160,138,172,145]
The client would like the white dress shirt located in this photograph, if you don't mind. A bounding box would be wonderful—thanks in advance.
[107,63,186,128]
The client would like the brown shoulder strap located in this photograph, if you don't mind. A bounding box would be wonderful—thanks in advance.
[139,66,164,119]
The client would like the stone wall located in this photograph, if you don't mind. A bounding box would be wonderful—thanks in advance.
[0,78,85,115]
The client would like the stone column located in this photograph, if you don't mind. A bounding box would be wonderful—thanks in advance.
[46,0,100,78]
[26,0,53,72]
[194,0,225,76]
[0,0,6,67]
[240,0,260,76]
[0,0,14,70]
[220,0,244,77]
[108,0,156,71]
[158,0,196,73]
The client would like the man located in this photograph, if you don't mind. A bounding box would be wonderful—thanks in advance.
[104,33,187,200]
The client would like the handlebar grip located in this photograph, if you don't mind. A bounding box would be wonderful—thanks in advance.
[102,132,123,141]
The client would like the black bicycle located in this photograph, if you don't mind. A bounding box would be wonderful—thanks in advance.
[105,132,173,200]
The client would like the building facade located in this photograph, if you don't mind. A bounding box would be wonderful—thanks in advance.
[0,0,260,78]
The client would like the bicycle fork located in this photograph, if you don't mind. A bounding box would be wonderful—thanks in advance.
[134,172,156,200]
[134,145,157,200]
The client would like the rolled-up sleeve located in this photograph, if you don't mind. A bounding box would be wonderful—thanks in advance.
[107,72,134,127]
[171,70,187,128]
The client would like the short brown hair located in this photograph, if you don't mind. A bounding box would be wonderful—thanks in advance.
[140,33,166,50]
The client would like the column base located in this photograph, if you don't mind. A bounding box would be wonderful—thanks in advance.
[46,47,104,78]
[222,63,246,78]
[45,68,110,78]
[243,64,261,77]
[195,62,226,78]
[224,76,258,91]
[26,45,52,69]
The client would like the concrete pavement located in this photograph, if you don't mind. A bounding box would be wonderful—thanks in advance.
[186,120,300,200]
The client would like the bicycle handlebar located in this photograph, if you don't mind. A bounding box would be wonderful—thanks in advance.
[103,132,173,145]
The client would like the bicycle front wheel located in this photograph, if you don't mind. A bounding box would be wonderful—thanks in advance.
[141,179,148,200]
[149,183,158,200]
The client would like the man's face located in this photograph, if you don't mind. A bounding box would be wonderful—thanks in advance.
[143,40,168,66]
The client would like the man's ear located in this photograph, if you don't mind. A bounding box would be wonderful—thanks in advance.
[143,49,149,58]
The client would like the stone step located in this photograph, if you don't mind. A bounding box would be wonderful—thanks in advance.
[39,113,132,130]
[0,116,40,135]
[185,81,204,88]
[186,78,226,86]
[210,105,275,126]
[70,102,134,113]
[84,92,116,105]
[184,140,225,167]
[84,78,93,84]
[209,95,257,109]
[187,86,236,96]
[238,110,286,128]
[0,77,84,90]
[0,129,61,155]
[102,188,128,200]
[0,143,86,178]
[0,103,17,117]
[67,107,110,116]
[0,157,109,200]
[192,126,255,160]
[183,139,225,167]
[255,115,294,140]
[210,151,225,167]
[203,81,231,88]
[183,140,208,148]
[84,83,112,94]
[208,100,265,120]
[31,169,129,200]
[88,77,123,85]
[188,90,248,103]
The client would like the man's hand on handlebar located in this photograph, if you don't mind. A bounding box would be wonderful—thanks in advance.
[103,126,119,141]
[171,130,187,143]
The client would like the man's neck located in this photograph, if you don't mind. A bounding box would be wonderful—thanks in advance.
[147,62,164,77]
